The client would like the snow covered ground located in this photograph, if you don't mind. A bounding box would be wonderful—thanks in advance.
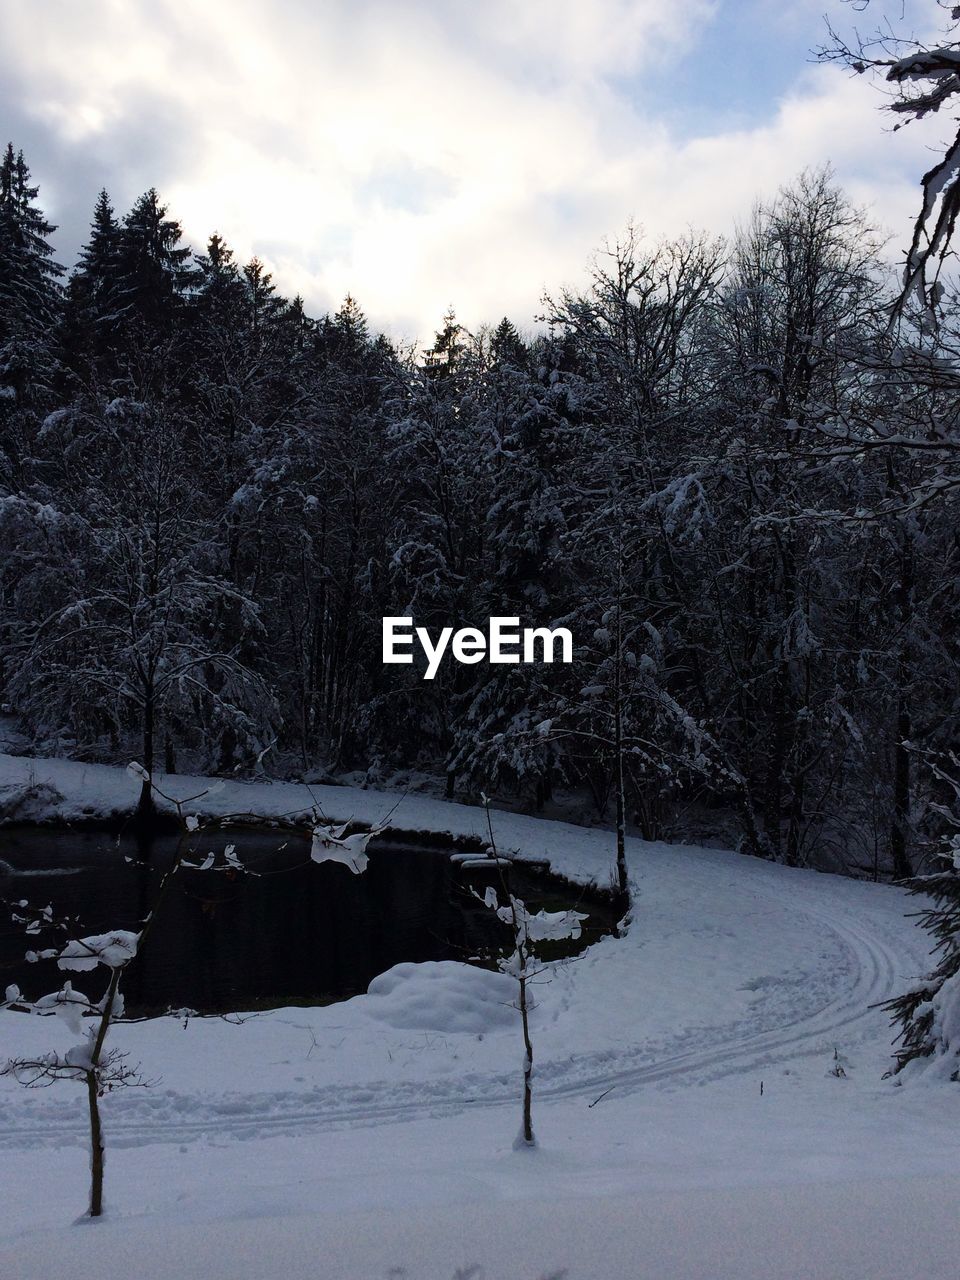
[0,752,956,1278]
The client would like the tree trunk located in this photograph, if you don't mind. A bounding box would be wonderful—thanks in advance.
[891,693,913,879]
[762,665,790,861]
[613,679,629,906]
[86,1069,105,1217]
[137,687,156,821]
[518,971,535,1147]
[891,534,914,880]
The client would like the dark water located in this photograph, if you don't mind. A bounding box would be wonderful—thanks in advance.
[0,828,608,1014]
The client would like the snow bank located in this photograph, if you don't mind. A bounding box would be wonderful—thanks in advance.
[0,750,626,887]
[0,778,65,823]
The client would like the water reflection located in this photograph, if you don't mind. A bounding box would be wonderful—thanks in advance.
[0,828,608,1014]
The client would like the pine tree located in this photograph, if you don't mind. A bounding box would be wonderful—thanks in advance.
[60,189,121,379]
[490,316,528,369]
[885,867,960,1079]
[113,188,192,341]
[424,307,466,380]
[0,143,62,405]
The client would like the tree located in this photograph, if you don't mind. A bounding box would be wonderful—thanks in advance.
[691,171,890,864]
[114,188,193,340]
[0,144,62,384]
[477,799,586,1147]
[60,189,122,380]
[885,866,960,1078]
[540,227,727,871]
[818,4,960,319]
[2,396,277,815]
[0,144,62,486]
[0,770,205,1216]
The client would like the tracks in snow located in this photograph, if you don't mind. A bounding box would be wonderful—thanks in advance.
[0,882,908,1151]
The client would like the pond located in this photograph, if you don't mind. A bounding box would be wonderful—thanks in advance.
[0,827,612,1015]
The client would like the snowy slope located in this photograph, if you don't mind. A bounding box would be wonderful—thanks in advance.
[0,753,953,1279]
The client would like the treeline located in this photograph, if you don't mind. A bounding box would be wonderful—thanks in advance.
[2,143,959,876]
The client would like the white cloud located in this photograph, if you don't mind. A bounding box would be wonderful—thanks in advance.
[0,0,941,340]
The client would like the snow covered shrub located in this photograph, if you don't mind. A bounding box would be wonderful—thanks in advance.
[885,865,960,1080]
[0,777,64,822]
[2,919,147,1217]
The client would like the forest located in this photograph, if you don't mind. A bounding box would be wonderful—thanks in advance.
[2,143,959,879]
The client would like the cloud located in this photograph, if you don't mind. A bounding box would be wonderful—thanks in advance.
[0,0,941,341]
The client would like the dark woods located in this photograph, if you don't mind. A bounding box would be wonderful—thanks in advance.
[2,146,959,877]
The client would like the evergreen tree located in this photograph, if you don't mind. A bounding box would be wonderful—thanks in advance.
[113,188,192,343]
[0,144,62,491]
[885,866,960,1079]
[60,189,121,380]
[0,144,62,404]
[490,316,528,369]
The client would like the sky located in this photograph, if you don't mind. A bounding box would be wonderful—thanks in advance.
[0,0,947,344]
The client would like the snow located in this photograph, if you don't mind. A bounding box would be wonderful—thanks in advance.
[32,981,90,1035]
[0,749,650,887]
[902,967,960,1084]
[365,961,517,1032]
[0,750,956,1276]
[309,820,379,874]
[888,49,960,84]
[57,930,140,972]
[3,1171,960,1280]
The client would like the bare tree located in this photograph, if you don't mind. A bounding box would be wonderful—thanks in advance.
[477,798,586,1148]
[819,2,960,318]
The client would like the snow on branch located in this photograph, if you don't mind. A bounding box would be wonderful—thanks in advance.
[309,821,387,875]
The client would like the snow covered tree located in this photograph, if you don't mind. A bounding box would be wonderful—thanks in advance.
[540,227,728,869]
[885,867,960,1078]
[444,327,574,807]
[2,395,277,812]
[0,144,62,396]
[4,138,960,881]
[1,767,388,1218]
[0,769,210,1216]
[686,171,892,864]
[819,5,960,319]
[884,751,960,1075]
[3,926,145,1217]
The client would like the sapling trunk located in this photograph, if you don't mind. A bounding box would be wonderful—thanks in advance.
[519,969,534,1146]
[82,957,124,1216]
[485,799,537,1147]
[86,1069,105,1217]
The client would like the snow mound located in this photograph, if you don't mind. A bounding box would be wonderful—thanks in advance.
[0,780,64,823]
[365,961,516,1033]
